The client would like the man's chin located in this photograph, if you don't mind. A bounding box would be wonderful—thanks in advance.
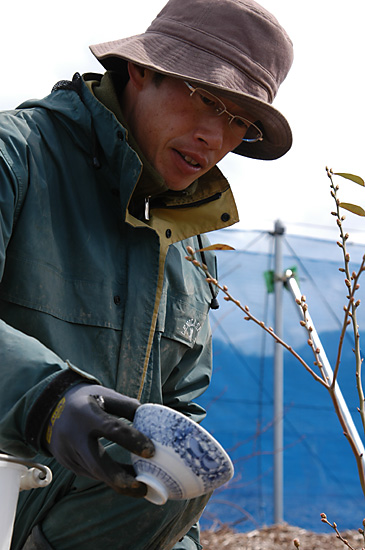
[164,180,195,191]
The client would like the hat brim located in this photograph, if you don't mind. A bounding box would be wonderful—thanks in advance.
[90,33,292,161]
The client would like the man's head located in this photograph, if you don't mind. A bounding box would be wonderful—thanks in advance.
[120,63,265,190]
[90,0,294,163]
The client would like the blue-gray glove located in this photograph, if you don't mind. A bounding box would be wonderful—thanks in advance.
[44,383,155,496]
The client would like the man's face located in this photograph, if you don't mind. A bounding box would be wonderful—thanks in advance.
[122,68,251,191]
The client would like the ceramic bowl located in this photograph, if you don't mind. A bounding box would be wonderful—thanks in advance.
[131,403,234,505]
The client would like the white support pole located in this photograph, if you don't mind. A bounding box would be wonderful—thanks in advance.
[273,219,285,524]
[285,271,365,464]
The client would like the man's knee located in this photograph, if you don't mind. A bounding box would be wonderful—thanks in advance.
[21,524,53,550]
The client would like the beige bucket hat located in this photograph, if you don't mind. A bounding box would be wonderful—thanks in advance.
[90,0,294,160]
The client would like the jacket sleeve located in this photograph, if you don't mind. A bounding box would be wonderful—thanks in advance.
[0,128,97,458]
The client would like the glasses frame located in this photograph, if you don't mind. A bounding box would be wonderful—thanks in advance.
[183,81,263,143]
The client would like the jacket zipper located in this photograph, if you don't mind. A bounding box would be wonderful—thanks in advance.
[147,191,222,213]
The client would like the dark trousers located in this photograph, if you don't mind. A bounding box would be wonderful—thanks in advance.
[14,453,209,550]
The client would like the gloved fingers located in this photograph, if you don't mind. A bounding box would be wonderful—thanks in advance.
[91,389,141,421]
[55,442,147,497]
[69,439,147,497]
[45,383,154,492]
[92,408,155,458]
[95,443,148,496]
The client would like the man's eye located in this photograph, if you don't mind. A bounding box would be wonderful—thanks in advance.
[233,117,250,130]
[198,92,218,109]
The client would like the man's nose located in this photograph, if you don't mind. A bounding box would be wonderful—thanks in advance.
[193,116,226,150]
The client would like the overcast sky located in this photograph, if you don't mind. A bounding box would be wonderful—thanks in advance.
[2,0,365,243]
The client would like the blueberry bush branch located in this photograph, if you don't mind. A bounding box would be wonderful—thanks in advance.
[186,169,365,546]
[320,513,365,550]
[326,167,365,435]
[186,168,365,496]
[291,513,365,549]
[186,239,365,497]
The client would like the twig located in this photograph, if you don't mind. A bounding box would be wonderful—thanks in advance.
[321,513,365,550]
[185,248,328,388]
[295,294,329,384]
[327,168,365,435]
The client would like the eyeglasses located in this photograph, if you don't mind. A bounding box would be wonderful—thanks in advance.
[184,81,263,143]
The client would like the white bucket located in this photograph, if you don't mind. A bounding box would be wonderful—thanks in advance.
[0,459,27,550]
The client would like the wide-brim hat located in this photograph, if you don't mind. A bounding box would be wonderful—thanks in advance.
[90,0,294,160]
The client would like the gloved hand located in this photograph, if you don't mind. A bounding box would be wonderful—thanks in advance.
[44,383,155,496]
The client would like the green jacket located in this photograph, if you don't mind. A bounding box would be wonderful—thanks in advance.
[0,72,238,548]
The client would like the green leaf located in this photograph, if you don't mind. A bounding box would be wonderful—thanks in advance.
[334,173,365,186]
[339,202,365,216]
[197,243,235,252]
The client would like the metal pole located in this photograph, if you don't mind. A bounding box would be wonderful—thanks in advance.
[285,271,365,463]
[273,220,285,524]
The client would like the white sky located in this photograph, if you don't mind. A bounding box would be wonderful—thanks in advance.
[2,0,365,243]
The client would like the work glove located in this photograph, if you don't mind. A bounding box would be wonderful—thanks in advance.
[44,383,155,496]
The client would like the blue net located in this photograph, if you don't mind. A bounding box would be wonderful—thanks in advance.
[199,228,365,532]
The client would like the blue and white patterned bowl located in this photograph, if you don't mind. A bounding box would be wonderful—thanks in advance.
[131,403,234,505]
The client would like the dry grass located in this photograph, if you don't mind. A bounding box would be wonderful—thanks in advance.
[201,523,364,549]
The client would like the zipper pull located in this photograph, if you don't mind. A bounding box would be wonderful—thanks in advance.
[144,196,151,221]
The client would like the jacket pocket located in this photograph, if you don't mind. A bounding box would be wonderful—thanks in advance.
[157,290,208,349]
[0,253,123,329]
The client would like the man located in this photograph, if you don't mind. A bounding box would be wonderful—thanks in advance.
[0,0,293,548]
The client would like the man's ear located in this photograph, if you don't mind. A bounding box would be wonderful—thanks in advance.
[127,62,149,90]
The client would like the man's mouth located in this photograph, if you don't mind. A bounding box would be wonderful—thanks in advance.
[182,154,199,167]
[177,150,201,167]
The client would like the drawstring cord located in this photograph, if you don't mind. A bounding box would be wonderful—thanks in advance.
[197,234,219,310]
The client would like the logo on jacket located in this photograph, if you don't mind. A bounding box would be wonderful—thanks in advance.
[181,318,201,342]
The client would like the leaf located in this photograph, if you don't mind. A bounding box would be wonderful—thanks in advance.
[334,173,365,186]
[339,202,365,216]
[197,243,235,252]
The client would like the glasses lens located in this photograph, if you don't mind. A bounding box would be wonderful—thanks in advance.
[191,88,225,116]
[185,82,263,143]
[230,117,263,142]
